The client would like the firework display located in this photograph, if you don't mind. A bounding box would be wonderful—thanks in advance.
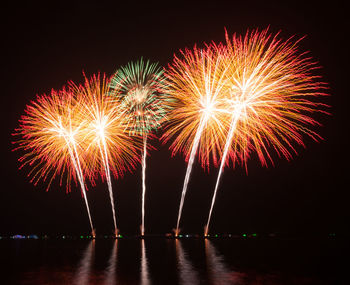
[163,29,327,236]
[13,88,96,235]
[14,74,141,236]
[71,73,141,236]
[109,59,171,236]
[203,29,328,236]
[109,58,170,136]
[162,45,233,236]
[13,28,328,236]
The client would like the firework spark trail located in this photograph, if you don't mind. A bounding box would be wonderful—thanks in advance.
[99,137,117,235]
[90,117,119,235]
[109,59,171,236]
[72,73,141,236]
[175,117,207,236]
[204,109,242,236]
[48,116,95,235]
[52,119,94,234]
[70,76,119,235]
[141,135,147,236]
[14,90,96,235]
[202,29,329,235]
[71,140,95,235]
[164,45,232,236]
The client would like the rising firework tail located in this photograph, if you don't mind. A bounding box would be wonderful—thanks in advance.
[162,44,232,236]
[12,28,329,237]
[69,72,142,235]
[109,58,173,236]
[206,28,330,235]
[162,45,233,169]
[13,87,95,233]
[13,72,142,235]
[163,28,329,236]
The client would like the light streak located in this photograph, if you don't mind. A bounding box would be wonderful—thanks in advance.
[110,59,171,236]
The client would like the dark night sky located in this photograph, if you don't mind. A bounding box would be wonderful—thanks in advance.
[1,1,348,236]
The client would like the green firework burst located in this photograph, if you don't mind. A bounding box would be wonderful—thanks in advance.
[109,58,172,136]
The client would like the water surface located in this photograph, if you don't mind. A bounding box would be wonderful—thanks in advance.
[1,237,347,284]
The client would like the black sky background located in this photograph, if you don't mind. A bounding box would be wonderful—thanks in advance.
[1,1,348,236]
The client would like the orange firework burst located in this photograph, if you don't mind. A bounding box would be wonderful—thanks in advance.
[69,73,141,235]
[163,44,233,235]
[13,87,96,233]
[14,88,85,190]
[220,29,328,169]
[203,28,329,235]
[70,73,141,181]
[163,45,232,169]
[163,28,329,236]
[13,73,141,235]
